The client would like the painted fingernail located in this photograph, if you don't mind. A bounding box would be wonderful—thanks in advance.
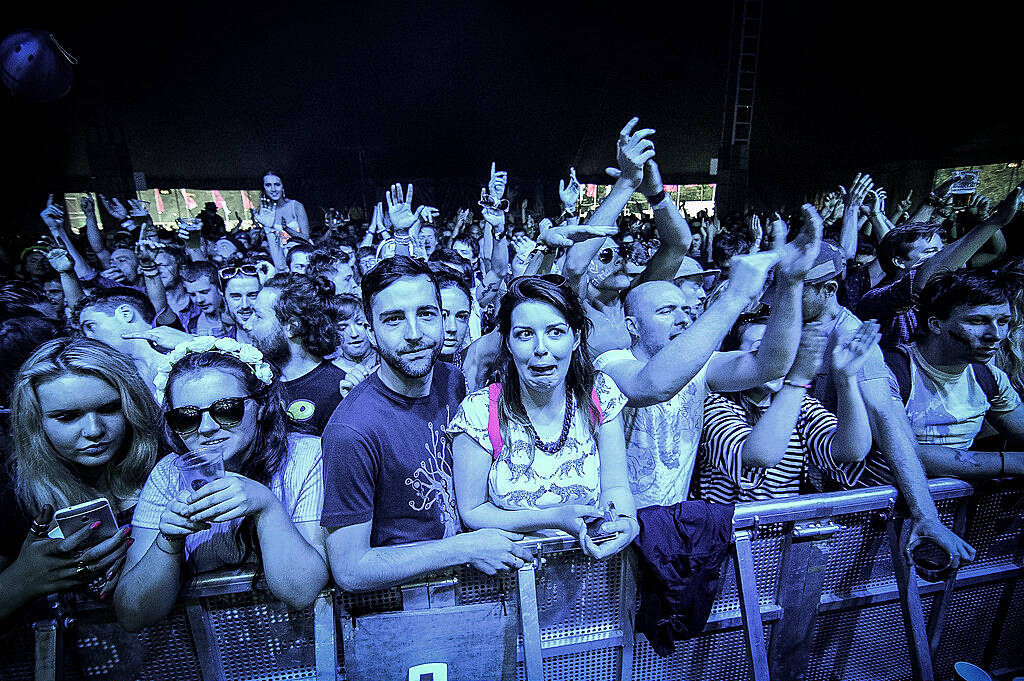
[90,521,102,529]
[100,592,109,600]
[121,526,132,536]
[106,568,115,580]
[126,538,135,548]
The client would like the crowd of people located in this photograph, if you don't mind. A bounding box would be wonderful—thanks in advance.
[0,116,1022,640]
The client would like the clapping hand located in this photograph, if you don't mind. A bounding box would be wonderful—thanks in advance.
[775,204,824,282]
[831,320,881,379]
[787,329,829,386]
[748,214,763,250]
[604,117,656,187]
[558,167,583,213]
[842,173,875,210]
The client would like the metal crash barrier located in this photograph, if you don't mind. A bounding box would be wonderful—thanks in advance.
[2,478,1021,681]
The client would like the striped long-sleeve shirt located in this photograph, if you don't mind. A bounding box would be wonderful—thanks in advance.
[698,392,864,504]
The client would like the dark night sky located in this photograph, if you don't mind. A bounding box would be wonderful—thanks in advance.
[2,1,1022,225]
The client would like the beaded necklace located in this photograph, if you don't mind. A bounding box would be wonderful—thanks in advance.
[528,393,575,454]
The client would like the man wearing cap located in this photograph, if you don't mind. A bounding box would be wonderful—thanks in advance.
[673,256,720,321]
[799,240,979,570]
[595,205,822,509]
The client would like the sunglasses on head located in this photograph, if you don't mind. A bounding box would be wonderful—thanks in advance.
[164,395,256,434]
[218,264,260,283]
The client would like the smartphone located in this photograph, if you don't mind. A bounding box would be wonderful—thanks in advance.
[53,498,119,547]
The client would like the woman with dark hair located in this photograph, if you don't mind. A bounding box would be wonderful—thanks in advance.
[448,276,637,560]
[251,170,309,237]
[114,337,327,630]
[1,338,158,619]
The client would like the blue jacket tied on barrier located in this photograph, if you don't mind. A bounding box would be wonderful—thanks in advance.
[633,500,735,657]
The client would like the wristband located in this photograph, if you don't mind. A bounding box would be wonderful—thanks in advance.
[156,532,185,555]
[783,379,811,390]
[645,190,667,207]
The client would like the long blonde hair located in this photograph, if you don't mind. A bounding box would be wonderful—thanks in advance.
[9,338,160,514]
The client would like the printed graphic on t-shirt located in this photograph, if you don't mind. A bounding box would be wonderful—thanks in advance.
[406,406,459,537]
[287,399,316,422]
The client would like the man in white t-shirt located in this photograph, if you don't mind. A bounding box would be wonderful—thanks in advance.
[595,205,823,508]
[890,270,1024,478]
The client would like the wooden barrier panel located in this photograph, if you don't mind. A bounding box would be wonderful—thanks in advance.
[1,478,1021,681]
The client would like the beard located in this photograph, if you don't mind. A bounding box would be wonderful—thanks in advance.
[377,338,442,379]
[251,324,292,368]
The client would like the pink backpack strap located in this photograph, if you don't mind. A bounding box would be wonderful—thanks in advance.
[487,383,503,460]
[588,388,602,426]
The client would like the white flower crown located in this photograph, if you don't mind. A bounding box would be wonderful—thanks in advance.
[153,335,275,404]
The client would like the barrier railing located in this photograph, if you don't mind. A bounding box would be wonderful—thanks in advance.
[2,478,1021,681]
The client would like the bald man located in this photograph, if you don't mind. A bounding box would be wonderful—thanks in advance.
[596,209,823,509]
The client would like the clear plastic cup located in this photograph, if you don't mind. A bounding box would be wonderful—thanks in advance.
[908,536,955,582]
[174,446,225,492]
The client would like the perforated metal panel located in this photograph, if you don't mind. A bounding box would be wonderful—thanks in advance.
[69,608,202,681]
[961,490,1024,574]
[513,646,619,681]
[711,522,784,615]
[532,550,622,640]
[808,600,915,681]
[989,579,1024,674]
[205,593,316,681]
[631,624,770,681]
[0,621,40,680]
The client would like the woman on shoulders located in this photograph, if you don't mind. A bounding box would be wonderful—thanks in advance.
[448,275,638,560]
[1,338,157,620]
[115,337,327,631]
[252,170,309,238]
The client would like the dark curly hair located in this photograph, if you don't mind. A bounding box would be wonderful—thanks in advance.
[263,273,341,358]
[493,275,597,440]
[163,350,289,573]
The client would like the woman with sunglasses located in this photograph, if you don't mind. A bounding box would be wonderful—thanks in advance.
[448,276,638,560]
[1,338,158,620]
[114,337,327,631]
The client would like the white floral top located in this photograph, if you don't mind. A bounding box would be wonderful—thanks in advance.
[447,373,627,510]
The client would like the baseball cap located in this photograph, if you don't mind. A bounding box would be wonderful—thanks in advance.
[804,241,846,285]
[673,256,720,281]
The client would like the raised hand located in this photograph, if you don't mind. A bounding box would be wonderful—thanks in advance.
[766,212,788,251]
[987,186,1023,227]
[99,194,128,221]
[45,248,74,274]
[512,234,537,260]
[845,173,875,209]
[386,182,422,234]
[895,190,914,217]
[558,167,583,212]
[80,194,95,214]
[831,320,881,378]
[539,223,618,248]
[775,204,824,282]
[420,206,439,224]
[725,251,782,302]
[127,199,150,219]
[748,214,763,250]
[487,162,508,201]
[40,194,67,237]
[481,205,505,229]
[604,117,656,187]
[965,194,991,223]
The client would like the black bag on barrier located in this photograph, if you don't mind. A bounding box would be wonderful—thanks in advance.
[633,500,735,657]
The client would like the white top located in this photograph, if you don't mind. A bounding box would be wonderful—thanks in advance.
[595,349,713,509]
[447,373,626,510]
[131,433,323,573]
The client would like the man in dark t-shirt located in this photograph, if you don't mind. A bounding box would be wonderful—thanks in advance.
[248,274,347,435]
[321,256,530,592]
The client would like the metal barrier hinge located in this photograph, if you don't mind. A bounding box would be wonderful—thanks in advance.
[791,520,841,540]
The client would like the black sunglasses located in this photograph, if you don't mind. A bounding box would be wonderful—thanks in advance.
[218,264,260,283]
[598,246,624,265]
[165,396,256,434]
